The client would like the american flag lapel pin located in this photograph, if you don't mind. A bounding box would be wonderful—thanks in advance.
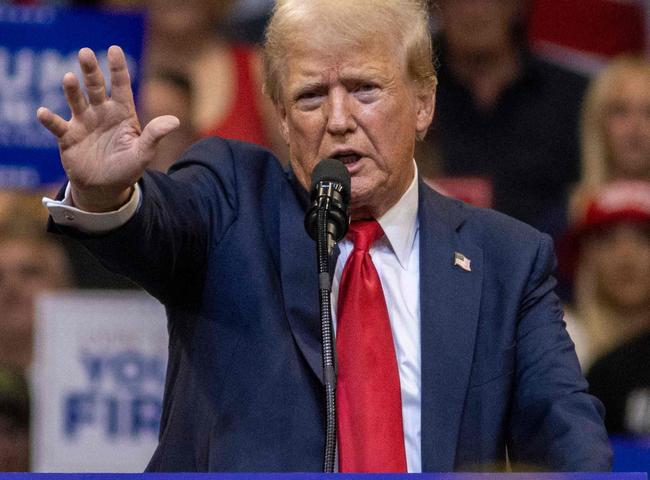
[453,252,471,272]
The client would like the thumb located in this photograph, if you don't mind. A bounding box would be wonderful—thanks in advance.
[138,115,180,164]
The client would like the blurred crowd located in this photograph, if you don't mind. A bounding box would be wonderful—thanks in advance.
[0,0,649,471]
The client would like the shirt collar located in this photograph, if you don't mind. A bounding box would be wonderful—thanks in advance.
[376,161,419,269]
[290,159,420,269]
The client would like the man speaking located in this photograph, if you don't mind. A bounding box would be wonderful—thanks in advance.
[37,0,611,472]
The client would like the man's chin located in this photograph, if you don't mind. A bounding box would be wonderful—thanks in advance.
[349,187,381,220]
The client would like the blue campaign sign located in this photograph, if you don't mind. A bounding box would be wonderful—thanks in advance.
[0,5,144,188]
[612,436,650,474]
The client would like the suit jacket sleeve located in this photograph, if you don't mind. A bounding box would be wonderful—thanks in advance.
[506,233,612,470]
[48,138,240,305]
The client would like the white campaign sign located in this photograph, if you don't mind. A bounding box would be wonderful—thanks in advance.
[32,291,168,472]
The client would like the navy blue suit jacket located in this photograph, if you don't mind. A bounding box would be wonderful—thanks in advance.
[52,137,611,471]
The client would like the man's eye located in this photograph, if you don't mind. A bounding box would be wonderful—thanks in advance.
[295,91,324,110]
[353,83,379,102]
[354,81,381,91]
[296,89,324,101]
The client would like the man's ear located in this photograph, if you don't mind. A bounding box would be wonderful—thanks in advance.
[415,82,436,141]
[275,101,290,145]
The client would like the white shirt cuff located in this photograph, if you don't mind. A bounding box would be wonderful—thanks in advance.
[42,183,141,235]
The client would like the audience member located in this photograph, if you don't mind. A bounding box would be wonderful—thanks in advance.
[138,0,287,162]
[588,329,650,436]
[0,367,30,472]
[580,56,650,186]
[0,190,48,237]
[223,0,274,44]
[0,227,72,369]
[560,181,650,371]
[419,0,587,237]
[139,70,196,172]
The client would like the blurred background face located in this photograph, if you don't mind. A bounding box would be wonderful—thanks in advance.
[0,238,70,368]
[139,74,195,172]
[437,0,522,52]
[145,0,233,38]
[582,223,650,311]
[604,71,650,180]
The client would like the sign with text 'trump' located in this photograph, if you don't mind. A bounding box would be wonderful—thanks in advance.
[0,5,144,188]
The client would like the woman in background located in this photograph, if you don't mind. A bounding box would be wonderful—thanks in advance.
[141,0,287,164]
[580,56,650,186]
[105,0,287,168]
[562,57,650,371]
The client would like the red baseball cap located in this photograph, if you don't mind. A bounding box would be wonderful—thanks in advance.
[558,181,650,279]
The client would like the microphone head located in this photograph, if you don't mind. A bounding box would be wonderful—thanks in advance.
[310,158,351,204]
[304,158,351,243]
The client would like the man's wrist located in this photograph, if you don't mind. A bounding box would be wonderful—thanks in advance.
[70,185,135,212]
[43,183,141,234]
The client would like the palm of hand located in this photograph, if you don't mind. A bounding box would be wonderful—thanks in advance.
[60,101,143,191]
[37,46,179,211]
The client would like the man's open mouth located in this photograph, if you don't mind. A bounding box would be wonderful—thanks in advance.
[331,152,362,164]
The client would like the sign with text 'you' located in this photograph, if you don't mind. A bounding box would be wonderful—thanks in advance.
[33,292,167,472]
[0,5,144,188]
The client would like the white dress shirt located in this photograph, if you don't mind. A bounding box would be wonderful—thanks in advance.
[331,170,421,472]
[43,167,423,472]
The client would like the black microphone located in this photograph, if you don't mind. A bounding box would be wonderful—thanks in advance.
[304,158,351,245]
[303,157,350,473]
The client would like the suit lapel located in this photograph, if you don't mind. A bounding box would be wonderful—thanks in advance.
[279,174,324,384]
[278,174,485,456]
[418,183,484,471]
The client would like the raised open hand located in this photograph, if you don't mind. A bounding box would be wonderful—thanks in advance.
[37,45,179,212]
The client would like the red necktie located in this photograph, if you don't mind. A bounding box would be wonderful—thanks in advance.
[336,220,407,472]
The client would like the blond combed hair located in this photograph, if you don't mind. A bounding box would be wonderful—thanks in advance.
[262,0,437,105]
[580,56,650,187]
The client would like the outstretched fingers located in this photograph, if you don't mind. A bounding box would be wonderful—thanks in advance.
[107,45,135,108]
[62,72,88,116]
[36,107,69,138]
[78,47,107,106]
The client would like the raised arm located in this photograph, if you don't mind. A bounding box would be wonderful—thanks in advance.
[38,46,224,304]
[37,46,179,212]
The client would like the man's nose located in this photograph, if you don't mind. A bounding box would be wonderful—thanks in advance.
[325,90,356,136]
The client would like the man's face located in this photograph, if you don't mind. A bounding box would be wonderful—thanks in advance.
[276,42,434,219]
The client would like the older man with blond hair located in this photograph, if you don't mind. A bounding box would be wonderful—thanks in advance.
[38,0,610,472]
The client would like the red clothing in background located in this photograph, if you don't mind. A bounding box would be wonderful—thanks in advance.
[528,0,649,72]
[201,45,268,148]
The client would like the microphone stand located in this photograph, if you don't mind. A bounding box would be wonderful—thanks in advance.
[317,206,337,473]
[305,158,349,472]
